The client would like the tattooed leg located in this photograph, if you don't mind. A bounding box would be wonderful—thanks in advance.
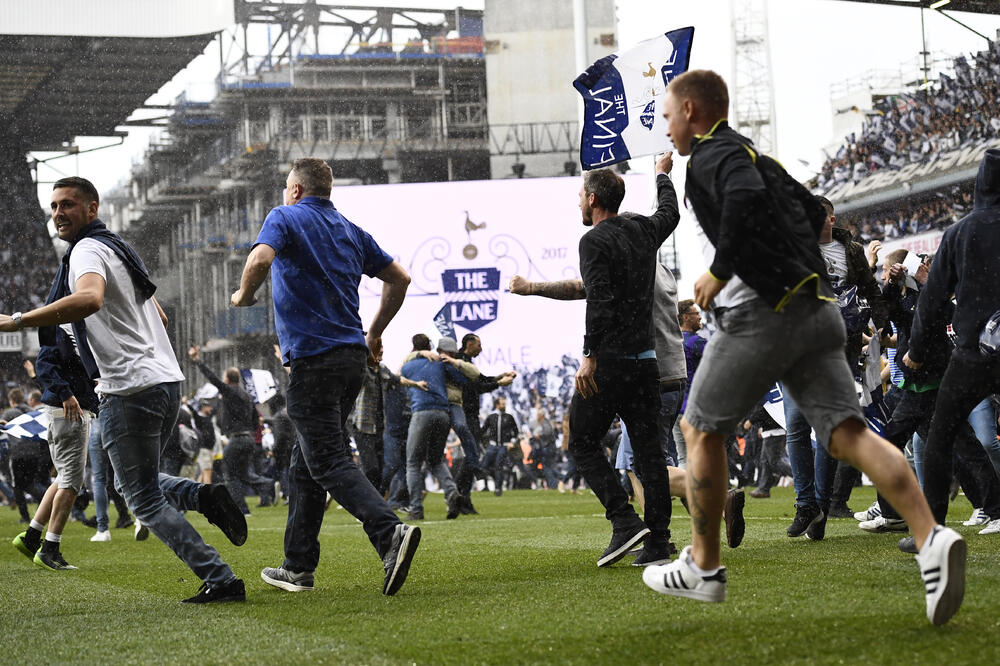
[682,417,728,570]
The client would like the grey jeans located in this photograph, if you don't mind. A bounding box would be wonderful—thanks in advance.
[405,409,457,512]
[685,295,864,449]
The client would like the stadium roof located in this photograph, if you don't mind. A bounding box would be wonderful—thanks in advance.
[834,0,1000,15]
[0,0,233,150]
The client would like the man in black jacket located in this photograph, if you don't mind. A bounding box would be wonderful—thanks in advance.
[10,328,98,569]
[642,70,963,628]
[871,250,1000,542]
[189,345,273,514]
[454,333,515,512]
[569,152,679,568]
[904,148,1000,536]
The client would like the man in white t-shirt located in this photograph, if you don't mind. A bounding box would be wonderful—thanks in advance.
[0,177,246,604]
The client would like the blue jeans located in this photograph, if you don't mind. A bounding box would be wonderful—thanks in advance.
[969,398,1000,478]
[782,387,837,510]
[89,427,110,532]
[284,347,401,571]
[405,409,457,512]
[481,444,510,489]
[658,383,685,467]
[450,404,481,496]
[101,382,235,586]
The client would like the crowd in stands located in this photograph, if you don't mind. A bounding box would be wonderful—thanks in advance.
[815,40,1000,190]
[0,132,58,315]
[841,186,973,243]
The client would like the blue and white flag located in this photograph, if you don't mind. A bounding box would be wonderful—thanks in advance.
[574,27,694,170]
[2,410,50,442]
[432,303,457,340]
[240,368,278,405]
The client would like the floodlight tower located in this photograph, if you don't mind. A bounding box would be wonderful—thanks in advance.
[730,0,777,155]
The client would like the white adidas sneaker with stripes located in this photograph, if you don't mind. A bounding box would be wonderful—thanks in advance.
[915,525,966,626]
[642,545,726,603]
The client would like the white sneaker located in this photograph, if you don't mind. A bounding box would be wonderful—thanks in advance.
[963,508,989,526]
[854,500,881,522]
[978,518,1000,535]
[859,515,907,533]
[642,546,726,603]
[134,520,149,541]
[916,525,966,626]
[90,531,111,542]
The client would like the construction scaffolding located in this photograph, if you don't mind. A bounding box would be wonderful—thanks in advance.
[111,1,490,378]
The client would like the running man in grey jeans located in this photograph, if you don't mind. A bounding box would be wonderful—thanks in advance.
[641,70,965,627]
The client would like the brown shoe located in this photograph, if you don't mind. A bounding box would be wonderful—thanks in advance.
[749,488,770,499]
[724,489,746,548]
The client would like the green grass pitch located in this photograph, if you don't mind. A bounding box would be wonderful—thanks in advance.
[2,487,998,664]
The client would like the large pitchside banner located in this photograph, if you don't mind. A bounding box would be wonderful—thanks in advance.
[574,27,694,169]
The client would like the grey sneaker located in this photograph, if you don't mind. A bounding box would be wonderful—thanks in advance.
[261,566,314,592]
[134,520,150,541]
[383,523,421,596]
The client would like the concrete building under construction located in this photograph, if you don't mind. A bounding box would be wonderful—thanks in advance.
[108,2,492,376]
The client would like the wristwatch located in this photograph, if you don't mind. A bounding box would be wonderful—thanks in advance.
[582,347,592,358]
[11,312,23,330]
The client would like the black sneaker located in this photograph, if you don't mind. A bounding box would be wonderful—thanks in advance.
[787,505,824,538]
[898,535,918,554]
[827,502,854,519]
[34,549,78,571]
[261,566,314,592]
[200,484,248,546]
[182,578,246,604]
[724,489,746,548]
[406,507,424,521]
[383,523,421,596]
[598,523,650,567]
[806,512,828,541]
[445,492,461,520]
[115,515,134,529]
[631,542,673,567]
[81,516,98,529]
[459,494,478,515]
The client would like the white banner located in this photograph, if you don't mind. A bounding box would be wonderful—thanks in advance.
[0,331,23,352]
[329,174,656,375]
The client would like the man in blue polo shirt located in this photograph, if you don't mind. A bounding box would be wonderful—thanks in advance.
[231,157,419,597]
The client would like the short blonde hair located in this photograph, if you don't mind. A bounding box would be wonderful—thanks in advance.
[667,70,729,121]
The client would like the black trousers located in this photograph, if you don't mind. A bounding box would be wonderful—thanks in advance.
[354,431,385,491]
[9,441,52,521]
[283,347,400,572]
[568,357,671,546]
[224,434,274,513]
[877,387,1000,520]
[924,349,1000,523]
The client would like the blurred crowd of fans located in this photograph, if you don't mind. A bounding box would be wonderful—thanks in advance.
[0,135,57,315]
[815,40,1000,190]
[840,186,973,244]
